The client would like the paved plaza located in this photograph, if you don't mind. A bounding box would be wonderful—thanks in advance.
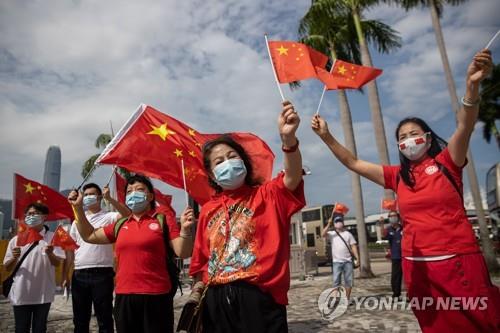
[1,260,499,333]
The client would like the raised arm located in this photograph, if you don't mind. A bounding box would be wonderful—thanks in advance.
[280,101,303,191]
[321,216,333,238]
[102,185,131,218]
[68,190,112,244]
[448,49,493,166]
[312,115,385,187]
[170,207,195,259]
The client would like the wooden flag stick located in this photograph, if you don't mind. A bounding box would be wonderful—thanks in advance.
[264,34,286,102]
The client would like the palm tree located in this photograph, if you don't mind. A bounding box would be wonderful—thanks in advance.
[386,0,500,272]
[479,63,500,148]
[337,0,397,200]
[298,2,401,277]
[81,133,112,178]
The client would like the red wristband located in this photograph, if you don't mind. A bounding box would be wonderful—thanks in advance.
[282,139,299,153]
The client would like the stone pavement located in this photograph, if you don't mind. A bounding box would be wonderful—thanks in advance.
[1,260,499,333]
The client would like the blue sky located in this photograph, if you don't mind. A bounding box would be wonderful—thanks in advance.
[0,0,498,216]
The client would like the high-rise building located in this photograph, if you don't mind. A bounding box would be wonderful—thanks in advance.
[43,146,61,191]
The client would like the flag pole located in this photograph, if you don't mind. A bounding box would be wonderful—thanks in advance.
[315,59,336,116]
[180,159,189,207]
[485,29,500,49]
[77,163,100,190]
[106,166,117,186]
[264,34,286,102]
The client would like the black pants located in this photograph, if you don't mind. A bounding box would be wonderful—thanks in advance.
[203,281,287,333]
[114,293,173,333]
[72,267,115,333]
[13,303,51,333]
[391,258,403,298]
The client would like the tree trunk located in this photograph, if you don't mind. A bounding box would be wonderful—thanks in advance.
[351,6,394,200]
[429,0,499,272]
[337,88,375,278]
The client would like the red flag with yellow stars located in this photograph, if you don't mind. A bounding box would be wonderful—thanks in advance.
[326,60,382,90]
[99,105,275,205]
[381,199,398,211]
[13,174,74,221]
[268,40,330,83]
[51,225,79,250]
[16,221,43,247]
[333,202,349,215]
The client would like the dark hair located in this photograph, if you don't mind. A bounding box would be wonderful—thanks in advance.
[25,202,49,215]
[202,135,261,192]
[125,174,156,210]
[395,117,448,188]
[82,183,102,195]
[388,211,400,218]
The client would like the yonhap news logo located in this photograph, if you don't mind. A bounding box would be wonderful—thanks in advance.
[317,287,349,320]
[318,287,489,321]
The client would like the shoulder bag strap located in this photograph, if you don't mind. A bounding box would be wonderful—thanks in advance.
[334,230,355,259]
[10,241,39,277]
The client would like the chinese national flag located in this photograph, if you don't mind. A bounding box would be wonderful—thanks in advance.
[51,225,79,250]
[333,202,349,215]
[114,171,175,217]
[268,40,330,83]
[98,105,275,205]
[325,60,382,90]
[14,174,74,221]
[16,222,43,247]
[381,199,398,211]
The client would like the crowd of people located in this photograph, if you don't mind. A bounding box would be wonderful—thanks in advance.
[2,49,499,333]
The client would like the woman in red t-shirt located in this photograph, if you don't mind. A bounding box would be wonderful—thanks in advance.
[189,101,305,333]
[311,49,500,332]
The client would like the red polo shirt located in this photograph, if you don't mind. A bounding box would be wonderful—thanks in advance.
[103,210,180,294]
[189,173,306,305]
[383,148,479,257]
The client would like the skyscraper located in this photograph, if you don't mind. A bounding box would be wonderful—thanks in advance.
[43,146,61,191]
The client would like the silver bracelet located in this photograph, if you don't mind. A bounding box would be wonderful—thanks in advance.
[461,96,480,107]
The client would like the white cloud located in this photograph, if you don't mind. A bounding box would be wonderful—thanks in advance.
[0,0,498,217]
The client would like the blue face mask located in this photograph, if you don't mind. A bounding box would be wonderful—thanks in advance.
[213,159,247,190]
[125,191,149,213]
[25,214,44,227]
[83,195,98,209]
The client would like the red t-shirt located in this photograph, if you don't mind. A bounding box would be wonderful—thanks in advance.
[103,210,180,294]
[383,148,479,257]
[189,173,306,305]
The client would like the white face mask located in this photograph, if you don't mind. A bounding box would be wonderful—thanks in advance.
[389,216,399,224]
[398,132,431,161]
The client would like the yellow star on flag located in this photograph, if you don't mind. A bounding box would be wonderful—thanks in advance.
[188,129,196,137]
[277,45,288,56]
[189,150,196,157]
[147,123,176,141]
[174,148,183,158]
[24,182,35,194]
[338,65,347,75]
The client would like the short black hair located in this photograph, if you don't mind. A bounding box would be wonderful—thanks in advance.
[202,135,261,192]
[24,202,49,215]
[82,183,102,195]
[125,174,156,210]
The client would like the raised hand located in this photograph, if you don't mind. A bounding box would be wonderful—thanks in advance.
[467,49,493,84]
[311,114,330,139]
[279,100,300,146]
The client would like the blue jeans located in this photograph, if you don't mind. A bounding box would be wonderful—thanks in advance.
[72,267,115,333]
[13,303,51,333]
[332,261,354,288]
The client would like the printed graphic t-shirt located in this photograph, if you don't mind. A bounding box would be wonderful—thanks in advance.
[189,173,306,305]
